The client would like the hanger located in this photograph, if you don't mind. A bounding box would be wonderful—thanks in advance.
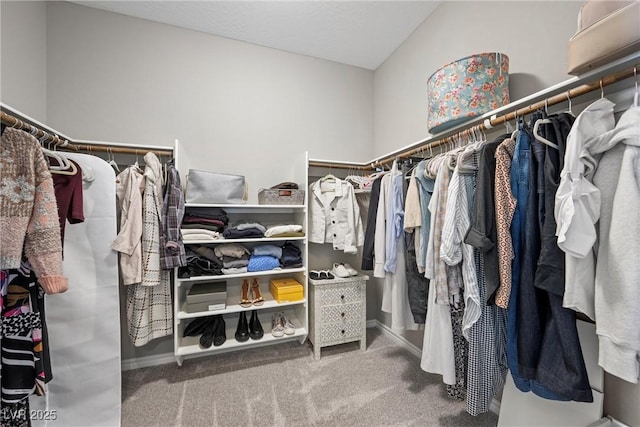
[107,148,121,173]
[565,91,574,116]
[600,79,604,99]
[45,148,77,176]
[510,112,520,141]
[532,118,558,149]
[634,66,638,107]
[320,173,336,182]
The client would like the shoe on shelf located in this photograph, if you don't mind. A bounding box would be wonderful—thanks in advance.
[280,312,295,335]
[235,311,250,342]
[271,313,285,337]
[332,263,351,278]
[199,316,218,349]
[213,315,226,347]
[341,263,358,276]
[183,317,210,337]
[249,310,264,340]
[240,279,252,308]
[251,278,264,306]
[321,270,334,279]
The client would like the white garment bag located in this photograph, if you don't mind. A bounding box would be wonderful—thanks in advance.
[30,153,121,427]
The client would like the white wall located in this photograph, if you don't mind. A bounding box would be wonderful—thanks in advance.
[373,0,582,157]
[1,1,47,122]
[45,2,374,202]
[44,1,374,360]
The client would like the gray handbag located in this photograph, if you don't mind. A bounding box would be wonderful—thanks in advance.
[185,169,248,204]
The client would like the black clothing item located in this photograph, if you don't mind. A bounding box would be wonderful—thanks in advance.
[405,245,427,324]
[184,207,228,224]
[524,113,591,402]
[464,134,510,303]
[401,163,428,324]
[222,227,264,239]
[281,242,302,268]
[181,222,224,233]
[179,253,223,277]
[361,177,382,270]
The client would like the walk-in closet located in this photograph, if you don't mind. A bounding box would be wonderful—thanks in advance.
[1,1,639,426]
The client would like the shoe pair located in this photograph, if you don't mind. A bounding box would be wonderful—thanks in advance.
[271,312,295,337]
[184,315,226,348]
[235,310,264,342]
[309,270,334,280]
[332,262,358,278]
[239,278,264,308]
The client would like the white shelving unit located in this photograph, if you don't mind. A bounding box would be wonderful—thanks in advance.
[173,148,309,365]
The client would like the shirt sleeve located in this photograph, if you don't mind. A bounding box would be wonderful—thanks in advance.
[24,149,68,294]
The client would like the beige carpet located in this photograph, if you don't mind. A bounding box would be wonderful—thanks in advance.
[122,328,498,427]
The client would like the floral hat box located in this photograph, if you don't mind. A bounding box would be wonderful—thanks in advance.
[427,52,510,134]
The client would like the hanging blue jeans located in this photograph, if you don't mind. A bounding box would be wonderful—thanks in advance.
[508,123,564,400]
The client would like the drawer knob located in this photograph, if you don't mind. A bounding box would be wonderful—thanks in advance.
[340,295,345,301]
[341,312,345,318]
[341,329,345,334]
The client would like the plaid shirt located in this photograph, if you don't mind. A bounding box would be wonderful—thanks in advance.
[160,162,186,270]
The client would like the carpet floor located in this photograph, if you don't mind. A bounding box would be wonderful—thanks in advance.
[122,327,499,427]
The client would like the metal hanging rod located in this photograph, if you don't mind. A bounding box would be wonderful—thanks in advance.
[1,109,173,156]
[310,55,640,171]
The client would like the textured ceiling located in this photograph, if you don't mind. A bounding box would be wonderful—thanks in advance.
[69,1,441,70]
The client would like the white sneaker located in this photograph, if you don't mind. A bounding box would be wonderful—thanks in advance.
[332,263,351,278]
[271,313,285,337]
[341,263,358,276]
[280,313,295,335]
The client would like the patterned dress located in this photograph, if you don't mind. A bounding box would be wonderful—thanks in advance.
[1,260,51,427]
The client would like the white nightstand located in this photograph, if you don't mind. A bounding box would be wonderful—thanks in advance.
[308,273,368,360]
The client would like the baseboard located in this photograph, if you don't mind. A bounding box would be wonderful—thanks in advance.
[366,319,377,328]
[121,352,175,371]
[373,320,422,358]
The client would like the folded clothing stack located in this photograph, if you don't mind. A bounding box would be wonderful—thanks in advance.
[215,243,251,274]
[182,207,229,233]
[264,224,304,238]
[179,247,223,278]
[281,242,302,268]
[223,222,266,239]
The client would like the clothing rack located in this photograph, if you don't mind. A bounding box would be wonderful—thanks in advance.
[309,52,640,171]
[1,107,173,157]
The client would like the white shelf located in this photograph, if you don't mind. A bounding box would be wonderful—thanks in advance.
[174,152,309,365]
[185,203,305,213]
[178,294,306,319]
[182,236,306,245]
[177,267,306,283]
[176,327,307,357]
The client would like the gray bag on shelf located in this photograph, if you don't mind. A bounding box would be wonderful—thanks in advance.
[185,169,248,204]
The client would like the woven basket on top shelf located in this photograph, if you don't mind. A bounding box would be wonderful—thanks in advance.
[258,188,305,205]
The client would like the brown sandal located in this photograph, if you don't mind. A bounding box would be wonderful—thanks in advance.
[240,279,252,307]
[251,278,264,306]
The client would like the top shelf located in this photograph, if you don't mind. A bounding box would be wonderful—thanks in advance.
[185,203,305,213]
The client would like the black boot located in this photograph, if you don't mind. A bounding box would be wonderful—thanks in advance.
[213,315,226,346]
[199,316,218,348]
[183,317,210,337]
[249,310,264,340]
[235,312,250,342]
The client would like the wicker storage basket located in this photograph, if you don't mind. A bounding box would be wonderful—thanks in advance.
[258,188,305,205]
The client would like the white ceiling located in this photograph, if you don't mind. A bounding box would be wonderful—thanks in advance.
[69,1,441,70]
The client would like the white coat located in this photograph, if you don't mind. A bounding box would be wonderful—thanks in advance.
[309,176,363,254]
